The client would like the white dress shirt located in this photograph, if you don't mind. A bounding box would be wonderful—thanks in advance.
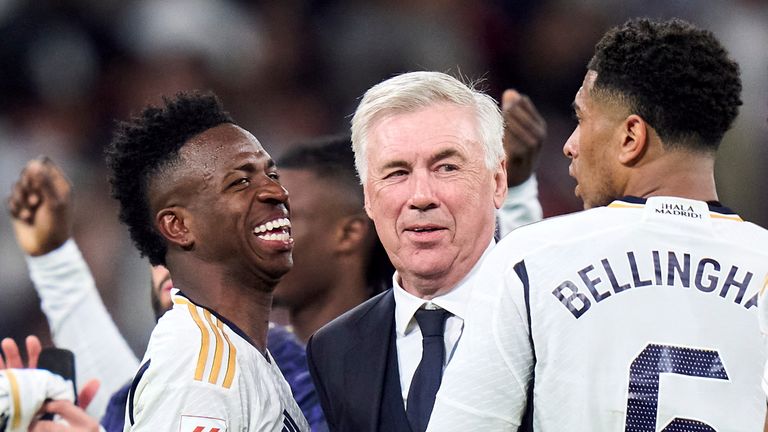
[393,239,496,408]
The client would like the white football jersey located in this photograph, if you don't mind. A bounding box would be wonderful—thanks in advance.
[125,290,308,432]
[430,197,768,432]
[758,263,768,399]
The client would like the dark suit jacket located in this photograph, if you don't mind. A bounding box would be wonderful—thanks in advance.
[307,289,410,432]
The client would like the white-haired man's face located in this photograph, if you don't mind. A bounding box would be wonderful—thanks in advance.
[363,102,507,298]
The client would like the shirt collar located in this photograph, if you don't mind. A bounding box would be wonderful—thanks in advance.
[393,239,495,337]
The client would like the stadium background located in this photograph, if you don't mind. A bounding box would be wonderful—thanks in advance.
[1,0,766,356]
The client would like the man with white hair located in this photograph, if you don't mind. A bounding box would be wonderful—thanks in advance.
[306,71,542,432]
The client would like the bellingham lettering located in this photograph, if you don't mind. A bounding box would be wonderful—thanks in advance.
[551,250,756,318]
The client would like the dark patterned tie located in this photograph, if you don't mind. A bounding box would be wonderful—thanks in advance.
[406,308,451,432]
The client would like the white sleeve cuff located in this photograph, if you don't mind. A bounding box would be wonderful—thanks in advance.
[497,175,543,237]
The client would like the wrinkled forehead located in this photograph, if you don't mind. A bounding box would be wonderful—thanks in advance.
[369,103,481,148]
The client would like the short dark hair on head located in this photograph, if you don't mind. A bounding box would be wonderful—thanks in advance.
[105,91,234,266]
[588,18,741,151]
[278,134,361,202]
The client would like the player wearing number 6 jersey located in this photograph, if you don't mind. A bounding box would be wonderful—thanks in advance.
[431,197,768,431]
[429,18,768,431]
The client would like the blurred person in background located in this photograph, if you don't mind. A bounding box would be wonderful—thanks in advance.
[272,135,394,343]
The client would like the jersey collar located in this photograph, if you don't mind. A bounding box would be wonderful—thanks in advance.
[614,195,737,215]
[172,289,271,363]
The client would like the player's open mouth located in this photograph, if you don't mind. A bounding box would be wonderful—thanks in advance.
[253,217,291,241]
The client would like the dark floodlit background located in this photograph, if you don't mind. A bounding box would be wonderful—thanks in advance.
[1,0,766,355]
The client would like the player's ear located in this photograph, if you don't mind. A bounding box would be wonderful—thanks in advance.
[156,207,195,249]
[618,114,648,166]
[334,213,372,254]
[493,159,509,210]
[363,188,374,219]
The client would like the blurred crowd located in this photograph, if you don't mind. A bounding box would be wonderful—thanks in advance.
[1,0,767,357]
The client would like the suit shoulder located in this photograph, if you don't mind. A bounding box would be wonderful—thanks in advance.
[310,290,392,349]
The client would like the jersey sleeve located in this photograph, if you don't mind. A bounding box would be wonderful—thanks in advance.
[428,256,534,431]
[759,280,768,398]
[497,175,543,237]
[0,368,75,432]
[25,239,140,418]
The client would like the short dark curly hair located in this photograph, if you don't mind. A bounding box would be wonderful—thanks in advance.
[105,91,233,266]
[588,18,741,151]
[278,134,362,204]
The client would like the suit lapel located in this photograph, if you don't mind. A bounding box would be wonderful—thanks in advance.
[344,290,396,431]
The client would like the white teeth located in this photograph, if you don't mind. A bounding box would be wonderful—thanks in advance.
[256,232,290,241]
[252,218,292,239]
